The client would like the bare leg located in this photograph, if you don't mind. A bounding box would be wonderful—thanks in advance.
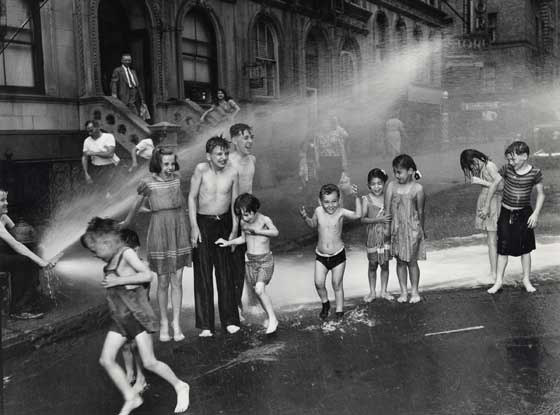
[131,343,148,394]
[314,261,329,303]
[122,343,135,384]
[134,331,190,413]
[364,260,377,302]
[254,282,278,334]
[408,260,421,303]
[99,332,143,415]
[396,258,408,303]
[170,268,185,341]
[157,274,171,342]
[487,231,498,280]
[488,254,508,294]
[331,261,346,313]
[521,253,536,292]
[379,262,393,300]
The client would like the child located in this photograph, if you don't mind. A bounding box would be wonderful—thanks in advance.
[215,193,279,334]
[460,149,503,282]
[81,217,189,415]
[361,168,393,302]
[384,154,426,303]
[482,141,545,294]
[121,148,192,342]
[299,183,362,319]
[128,133,161,172]
[188,136,240,337]
[200,88,240,124]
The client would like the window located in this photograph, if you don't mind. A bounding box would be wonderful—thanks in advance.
[181,9,217,103]
[340,51,356,89]
[375,12,388,62]
[413,26,425,83]
[253,18,279,97]
[396,19,407,49]
[488,13,497,43]
[0,0,43,92]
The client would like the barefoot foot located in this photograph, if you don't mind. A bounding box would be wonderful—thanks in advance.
[132,379,149,395]
[397,294,408,303]
[380,292,394,301]
[198,329,213,338]
[523,279,536,293]
[363,293,376,303]
[118,395,143,415]
[409,294,421,304]
[174,382,190,413]
[226,325,240,334]
[159,324,171,342]
[487,283,503,294]
[266,318,279,334]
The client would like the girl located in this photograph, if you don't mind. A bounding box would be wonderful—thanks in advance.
[384,154,426,303]
[361,168,393,302]
[128,133,162,173]
[82,218,189,415]
[122,148,192,342]
[460,149,503,283]
[200,88,240,124]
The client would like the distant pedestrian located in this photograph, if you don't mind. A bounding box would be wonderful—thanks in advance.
[384,111,407,156]
[82,120,120,185]
[216,193,280,334]
[460,149,503,283]
[128,133,162,173]
[360,168,392,302]
[384,154,426,303]
[481,141,545,294]
[299,183,362,320]
[81,217,189,415]
[313,116,348,186]
[121,148,192,342]
[111,53,145,115]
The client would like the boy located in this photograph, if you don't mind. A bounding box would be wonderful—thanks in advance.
[482,141,545,294]
[82,218,189,415]
[300,183,362,319]
[188,136,240,337]
[215,193,279,334]
[228,123,258,318]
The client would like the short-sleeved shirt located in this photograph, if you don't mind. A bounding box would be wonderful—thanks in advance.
[499,164,543,208]
[83,133,120,166]
[136,138,154,160]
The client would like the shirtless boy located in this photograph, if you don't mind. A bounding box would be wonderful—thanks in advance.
[228,123,258,317]
[215,193,279,334]
[188,136,240,337]
[300,183,362,319]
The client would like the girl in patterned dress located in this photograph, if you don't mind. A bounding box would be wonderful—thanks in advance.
[122,148,192,342]
[384,155,426,304]
[361,168,393,302]
[460,149,503,283]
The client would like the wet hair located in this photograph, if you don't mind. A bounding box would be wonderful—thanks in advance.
[206,136,230,154]
[120,228,140,249]
[80,232,95,251]
[149,147,179,173]
[460,149,489,179]
[319,183,340,200]
[505,140,530,156]
[392,154,421,180]
[213,88,232,104]
[234,193,260,216]
[367,168,388,184]
[229,123,252,140]
[85,216,120,236]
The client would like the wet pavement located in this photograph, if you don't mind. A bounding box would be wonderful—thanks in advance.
[4,274,560,415]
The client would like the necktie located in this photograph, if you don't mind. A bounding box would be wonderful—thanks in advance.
[127,68,136,88]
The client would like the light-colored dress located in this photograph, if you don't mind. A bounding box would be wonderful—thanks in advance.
[475,163,503,232]
[362,194,391,264]
[137,173,192,274]
[391,185,426,262]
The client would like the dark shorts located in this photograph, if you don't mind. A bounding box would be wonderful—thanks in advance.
[109,312,146,340]
[245,252,274,286]
[316,248,346,271]
[497,206,536,257]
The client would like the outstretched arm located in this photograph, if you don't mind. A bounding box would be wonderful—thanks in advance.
[343,186,362,220]
[121,194,146,228]
[216,233,246,247]
[300,206,318,228]
[0,226,50,267]
[200,105,216,122]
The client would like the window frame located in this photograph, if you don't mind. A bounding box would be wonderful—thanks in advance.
[252,17,280,99]
[0,0,44,94]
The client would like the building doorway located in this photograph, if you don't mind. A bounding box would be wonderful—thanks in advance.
[98,0,153,110]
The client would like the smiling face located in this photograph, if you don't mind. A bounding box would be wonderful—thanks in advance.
[207,146,229,170]
[234,129,254,156]
[368,177,385,196]
[320,192,340,214]
[160,154,176,178]
[0,191,8,215]
[393,166,413,184]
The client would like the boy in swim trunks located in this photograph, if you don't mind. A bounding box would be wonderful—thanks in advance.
[300,183,362,319]
[215,193,279,334]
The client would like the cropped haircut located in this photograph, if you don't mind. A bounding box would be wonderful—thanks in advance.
[149,147,179,174]
[85,216,120,237]
[460,149,489,180]
[120,228,140,249]
[206,136,230,154]
[319,183,340,200]
[234,193,260,216]
[367,168,388,184]
[505,140,530,156]
[392,154,422,180]
[229,123,252,139]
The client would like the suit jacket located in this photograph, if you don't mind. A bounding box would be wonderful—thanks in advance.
[110,66,144,105]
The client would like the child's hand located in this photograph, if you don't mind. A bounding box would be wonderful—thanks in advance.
[101,274,120,288]
[299,206,307,218]
[379,213,392,223]
[471,176,483,185]
[85,174,93,184]
[527,213,539,228]
[351,184,359,196]
[479,205,489,219]
[244,228,256,235]
[215,238,229,247]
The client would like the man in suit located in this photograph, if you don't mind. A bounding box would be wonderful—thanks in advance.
[110,53,144,115]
